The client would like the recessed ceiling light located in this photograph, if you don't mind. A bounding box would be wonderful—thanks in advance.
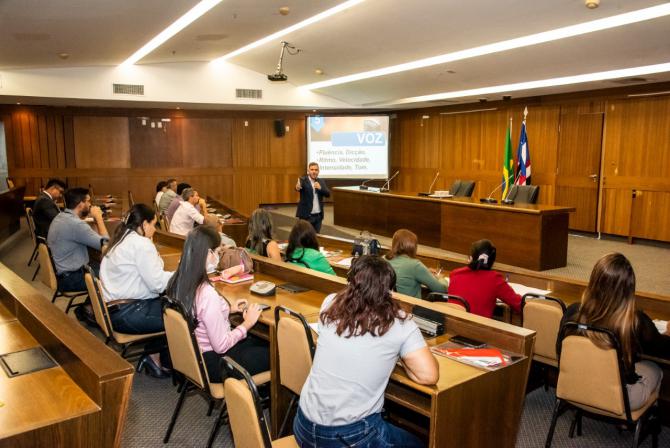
[211,0,365,63]
[302,3,670,90]
[379,62,670,106]
[16,102,21,105]
[57,52,70,60]
[121,0,223,66]
[279,6,290,16]
[314,68,324,75]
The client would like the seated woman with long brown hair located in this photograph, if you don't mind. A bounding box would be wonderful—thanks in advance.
[244,208,281,261]
[385,229,448,298]
[293,255,438,447]
[558,252,670,410]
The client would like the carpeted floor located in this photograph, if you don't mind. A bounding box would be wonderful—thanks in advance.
[267,204,670,296]
[2,222,668,447]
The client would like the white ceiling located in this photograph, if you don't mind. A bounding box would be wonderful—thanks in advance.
[1,0,670,109]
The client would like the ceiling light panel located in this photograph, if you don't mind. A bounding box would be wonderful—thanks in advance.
[211,0,365,64]
[121,0,224,66]
[313,18,670,106]
[302,2,670,90]
[381,62,670,106]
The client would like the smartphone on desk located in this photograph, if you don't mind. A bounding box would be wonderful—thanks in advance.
[450,335,487,349]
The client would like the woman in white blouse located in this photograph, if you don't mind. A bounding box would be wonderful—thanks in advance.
[100,203,173,377]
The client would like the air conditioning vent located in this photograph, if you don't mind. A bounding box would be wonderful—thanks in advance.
[610,77,648,85]
[113,83,144,95]
[236,88,262,99]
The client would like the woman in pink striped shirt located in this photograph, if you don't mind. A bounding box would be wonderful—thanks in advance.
[166,225,269,383]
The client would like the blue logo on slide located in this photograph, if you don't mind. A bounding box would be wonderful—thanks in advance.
[310,116,324,132]
[331,132,386,146]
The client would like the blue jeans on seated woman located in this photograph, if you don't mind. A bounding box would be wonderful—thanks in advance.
[109,298,164,334]
[293,407,424,448]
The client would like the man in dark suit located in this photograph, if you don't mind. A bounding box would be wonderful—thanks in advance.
[295,162,330,233]
[33,178,66,238]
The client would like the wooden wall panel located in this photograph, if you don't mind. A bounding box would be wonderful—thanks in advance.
[600,188,632,236]
[180,118,232,168]
[601,97,670,240]
[270,119,305,168]
[74,117,130,168]
[232,119,271,167]
[129,118,181,168]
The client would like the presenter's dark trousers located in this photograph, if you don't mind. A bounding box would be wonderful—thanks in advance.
[306,212,323,233]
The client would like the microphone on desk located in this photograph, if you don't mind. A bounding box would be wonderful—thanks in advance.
[380,171,400,192]
[359,179,373,190]
[501,170,523,205]
[418,171,440,196]
[480,172,516,204]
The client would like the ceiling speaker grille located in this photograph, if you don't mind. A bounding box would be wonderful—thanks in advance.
[113,83,144,95]
[236,88,262,99]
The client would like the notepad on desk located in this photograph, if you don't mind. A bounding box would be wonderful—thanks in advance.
[508,282,551,297]
[211,273,254,284]
[334,257,354,268]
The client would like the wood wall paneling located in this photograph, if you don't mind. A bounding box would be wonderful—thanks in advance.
[74,116,130,168]
[555,108,604,232]
[180,118,232,168]
[129,117,181,168]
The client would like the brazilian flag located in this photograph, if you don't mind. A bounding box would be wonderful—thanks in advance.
[501,119,514,199]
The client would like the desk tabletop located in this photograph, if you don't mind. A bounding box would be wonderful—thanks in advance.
[0,319,99,439]
[333,186,575,215]
[0,302,15,324]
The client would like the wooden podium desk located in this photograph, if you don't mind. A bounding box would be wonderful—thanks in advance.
[333,186,574,271]
[156,231,535,448]
[0,263,134,447]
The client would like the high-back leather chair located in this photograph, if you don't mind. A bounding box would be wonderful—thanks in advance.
[546,322,661,447]
[450,179,475,197]
[505,185,539,204]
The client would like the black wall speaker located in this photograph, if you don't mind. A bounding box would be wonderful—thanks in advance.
[274,119,286,137]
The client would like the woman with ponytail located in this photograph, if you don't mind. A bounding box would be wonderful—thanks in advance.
[448,239,521,318]
[100,203,173,377]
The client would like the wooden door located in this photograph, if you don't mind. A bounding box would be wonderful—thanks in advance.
[555,109,603,232]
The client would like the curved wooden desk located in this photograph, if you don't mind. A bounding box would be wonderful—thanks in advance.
[333,186,575,271]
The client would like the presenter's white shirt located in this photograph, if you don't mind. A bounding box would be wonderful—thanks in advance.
[100,232,173,302]
[310,178,320,214]
[170,201,204,236]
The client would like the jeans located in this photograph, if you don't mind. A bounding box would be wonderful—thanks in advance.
[109,298,165,334]
[57,262,99,293]
[293,407,424,448]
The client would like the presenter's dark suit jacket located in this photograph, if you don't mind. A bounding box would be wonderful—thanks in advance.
[295,176,330,219]
[33,192,61,239]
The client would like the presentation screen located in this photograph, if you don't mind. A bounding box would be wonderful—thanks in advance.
[306,115,389,179]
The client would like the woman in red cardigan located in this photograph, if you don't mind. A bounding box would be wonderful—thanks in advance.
[448,239,521,318]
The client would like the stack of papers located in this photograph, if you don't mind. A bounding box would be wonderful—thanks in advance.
[334,257,354,267]
[653,320,668,334]
[508,282,551,297]
[432,346,507,368]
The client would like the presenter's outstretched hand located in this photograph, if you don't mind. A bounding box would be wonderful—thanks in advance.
[295,178,302,190]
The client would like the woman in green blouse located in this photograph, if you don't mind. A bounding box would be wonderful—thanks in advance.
[285,220,336,275]
[385,229,448,298]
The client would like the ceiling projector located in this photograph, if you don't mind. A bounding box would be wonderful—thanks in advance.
[267,73,288,82]
[267,41,299,82]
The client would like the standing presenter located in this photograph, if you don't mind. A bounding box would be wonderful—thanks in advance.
[295,162,330,233]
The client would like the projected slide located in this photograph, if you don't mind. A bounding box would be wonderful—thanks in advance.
[307,116,389,179]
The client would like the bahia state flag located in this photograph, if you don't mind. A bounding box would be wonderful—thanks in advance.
[501,118,514,199]
[515,112,531,185]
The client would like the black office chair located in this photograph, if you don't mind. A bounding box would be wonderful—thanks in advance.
[450,179,475,197]
[505,185,539,204]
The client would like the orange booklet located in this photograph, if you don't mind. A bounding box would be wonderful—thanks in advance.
[431,344,509,369]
